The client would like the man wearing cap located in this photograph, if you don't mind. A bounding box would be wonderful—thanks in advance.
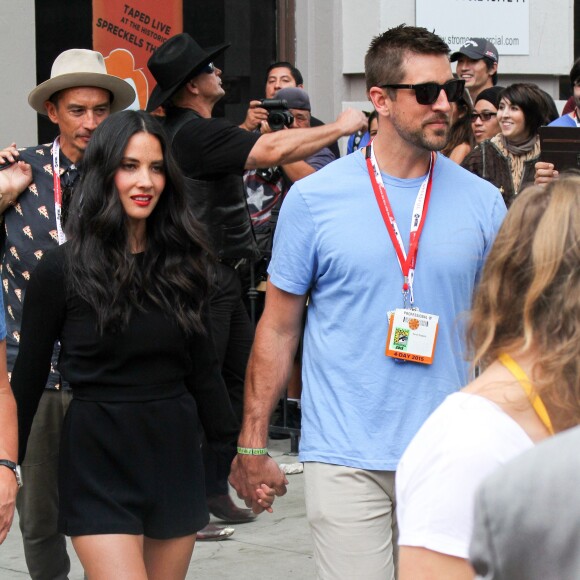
[240,61,341,159]
[244,86,335,252]
[146,33,365,539]
[243,87,335,433]
[451,38,499,102]
[0,48,134,580]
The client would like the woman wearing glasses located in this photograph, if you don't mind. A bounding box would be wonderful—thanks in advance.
[11,110,242,578]
[397,175,580,579]
[462,83,556,208]
[470,86,503,144]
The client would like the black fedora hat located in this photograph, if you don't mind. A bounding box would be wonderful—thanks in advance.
[146,33,230,112]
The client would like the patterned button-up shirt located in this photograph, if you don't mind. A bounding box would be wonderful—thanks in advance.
[1,141,75,389]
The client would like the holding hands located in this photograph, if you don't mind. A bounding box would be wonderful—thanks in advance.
[229,453,288,514]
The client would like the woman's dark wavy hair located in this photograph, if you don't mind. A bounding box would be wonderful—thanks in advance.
[65,110,211,336]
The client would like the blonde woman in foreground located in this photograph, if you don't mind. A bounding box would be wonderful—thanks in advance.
[396,174,580,579]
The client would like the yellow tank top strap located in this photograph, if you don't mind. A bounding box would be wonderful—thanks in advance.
[498,353,554,435]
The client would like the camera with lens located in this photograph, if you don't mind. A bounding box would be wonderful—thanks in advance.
[260,98,294,131]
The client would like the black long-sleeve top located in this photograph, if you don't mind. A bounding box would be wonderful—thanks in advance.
[11,244,238,464]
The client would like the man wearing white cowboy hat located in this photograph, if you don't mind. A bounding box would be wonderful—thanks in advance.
[146,32,366,540]
[0,48,134,580]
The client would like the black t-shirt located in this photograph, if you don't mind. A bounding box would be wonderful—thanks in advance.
[170,114,260,180]
[11,244,237,462]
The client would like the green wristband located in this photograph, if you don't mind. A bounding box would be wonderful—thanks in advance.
[237,446,268,456]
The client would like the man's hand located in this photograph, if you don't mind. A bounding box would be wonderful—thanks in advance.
[229,454,288,514]
[0,160,33,201]
[0,143,20,165]
[240,100,269,132]
[534,161,558,186]
[0,469,17,544]
[335,108,368,136]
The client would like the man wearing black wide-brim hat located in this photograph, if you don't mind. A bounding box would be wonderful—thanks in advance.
[146,32,366,540]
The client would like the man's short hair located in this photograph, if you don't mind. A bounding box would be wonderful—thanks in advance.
[570,58,580,87]
[365,24,449,92]
[265,61,304,86]
[482,57,499,86]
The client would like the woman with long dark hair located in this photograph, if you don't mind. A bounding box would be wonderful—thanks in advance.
[11,110,240,578]
[462,83,557,207]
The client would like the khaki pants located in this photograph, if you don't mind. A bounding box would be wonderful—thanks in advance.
[304,462,398,580]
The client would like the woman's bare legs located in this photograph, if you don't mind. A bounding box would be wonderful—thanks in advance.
[144,534,196,580]
[72,533,196,580]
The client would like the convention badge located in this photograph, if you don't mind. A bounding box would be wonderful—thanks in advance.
[385,308,439,364]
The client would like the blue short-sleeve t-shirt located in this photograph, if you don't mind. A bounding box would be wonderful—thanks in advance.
[268,151,506,470]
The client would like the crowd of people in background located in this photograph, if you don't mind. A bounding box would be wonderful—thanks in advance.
[0,22,579,580]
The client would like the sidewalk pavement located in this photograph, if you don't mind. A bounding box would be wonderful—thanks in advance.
[0,439,315,579]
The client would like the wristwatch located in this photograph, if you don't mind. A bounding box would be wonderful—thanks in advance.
[0,459,23,488]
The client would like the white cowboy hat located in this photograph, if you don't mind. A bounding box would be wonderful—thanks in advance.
[28,49,136,115]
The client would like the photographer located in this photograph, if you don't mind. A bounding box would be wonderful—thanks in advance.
[243,87,334,437]
[240,61,341,159]
[245,87,335,248]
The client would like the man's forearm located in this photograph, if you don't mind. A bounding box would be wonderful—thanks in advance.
[0,385,18,463]
[281,160,315,184]
[247,123,342,169]
[246,107,366,169]
[238,322,301,448]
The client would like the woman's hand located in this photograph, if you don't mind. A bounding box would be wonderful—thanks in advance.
[255,483,277,513]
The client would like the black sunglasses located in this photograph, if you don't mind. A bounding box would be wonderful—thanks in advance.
[201,62,215,74]
[470,111,497,122]
[380,79,465,105]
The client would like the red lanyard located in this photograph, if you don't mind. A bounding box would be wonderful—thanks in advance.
[365,143,435,306]
[52,137,67,245]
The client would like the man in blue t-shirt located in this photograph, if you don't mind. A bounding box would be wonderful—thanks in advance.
[230,25,506,580]
[535,59,580,184]
[549,58,580,127]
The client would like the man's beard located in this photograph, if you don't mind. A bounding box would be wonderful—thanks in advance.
[391,114,450,152]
